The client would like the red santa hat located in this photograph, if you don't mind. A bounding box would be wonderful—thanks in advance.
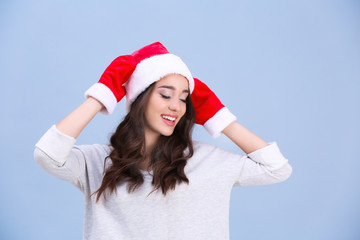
[86,42,194,114]
[86,42,235,137]
[85,42,194,114]
[125,42,195,111]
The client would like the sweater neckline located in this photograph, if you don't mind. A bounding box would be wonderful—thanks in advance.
[140,169,153,176]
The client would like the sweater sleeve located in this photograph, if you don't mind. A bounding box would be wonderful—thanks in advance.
[233,142,292,187]
[34,125,108,193]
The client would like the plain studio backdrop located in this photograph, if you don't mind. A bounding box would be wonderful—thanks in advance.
[1,0,359,239]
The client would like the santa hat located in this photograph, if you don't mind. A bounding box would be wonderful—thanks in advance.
[125,42,195,111]
[86,42,194,114]
[86,42,235,137]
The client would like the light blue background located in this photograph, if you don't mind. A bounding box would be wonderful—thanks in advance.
[1,0,359,239]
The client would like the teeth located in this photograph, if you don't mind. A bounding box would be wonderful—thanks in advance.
[162,115,176,122]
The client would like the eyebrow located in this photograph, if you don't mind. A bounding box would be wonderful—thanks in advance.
[158,85,189,93]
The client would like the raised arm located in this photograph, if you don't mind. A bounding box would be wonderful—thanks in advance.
[221,121,268,154]
[34,54,137,191]
[33,98,103,191]
[56,97,103,138]
[57,53,138,138]
[191,78,275,154]
[191,78,292,185]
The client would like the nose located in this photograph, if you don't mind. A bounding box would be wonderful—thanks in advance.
[169,99,181,112]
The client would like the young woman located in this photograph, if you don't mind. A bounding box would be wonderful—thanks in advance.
[34,42,292,240]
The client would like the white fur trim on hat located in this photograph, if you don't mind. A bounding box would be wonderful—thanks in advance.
[203,107,237,138]
[124,53,194,111]
[85,82,117,115]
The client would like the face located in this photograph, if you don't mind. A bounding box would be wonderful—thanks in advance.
[144,74,189,139]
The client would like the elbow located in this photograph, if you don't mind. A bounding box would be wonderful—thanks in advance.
[34,147,60,171]
[274,163,293,183]
[34,147,49,169]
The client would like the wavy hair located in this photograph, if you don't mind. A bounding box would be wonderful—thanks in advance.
[93,82,196,202]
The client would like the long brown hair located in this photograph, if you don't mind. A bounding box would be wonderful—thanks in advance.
[93,82,196,202]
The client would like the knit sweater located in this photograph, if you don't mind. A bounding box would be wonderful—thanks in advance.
[34,125,292,240]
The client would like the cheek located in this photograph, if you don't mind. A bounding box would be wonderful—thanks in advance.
[147,96,162,112]
[180,104,187,117]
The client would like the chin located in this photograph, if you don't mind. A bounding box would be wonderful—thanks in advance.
[161,130,175,137]
[159,126,177,136]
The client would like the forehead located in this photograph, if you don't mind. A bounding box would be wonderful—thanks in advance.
[155,74,189,90]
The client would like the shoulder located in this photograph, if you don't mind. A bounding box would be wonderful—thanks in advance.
[74,143,111,154]
[192,140,216,151]
[185,141,246,182]
[71,144,113,173]
[192,141,241,156]
[72,144,112,163]
[190,140,245,163]
[190,141,216,158]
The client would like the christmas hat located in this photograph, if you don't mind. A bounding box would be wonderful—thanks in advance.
[85,42,194,114]
[86,42,235,138]
[124,42,194,111]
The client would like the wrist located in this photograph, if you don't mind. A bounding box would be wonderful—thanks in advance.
[86,97,105,113]
[84,83,118,115]
[203,107,237,138]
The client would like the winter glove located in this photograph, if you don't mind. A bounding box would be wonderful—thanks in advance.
[85,55,136,115]
[191,78,236,137]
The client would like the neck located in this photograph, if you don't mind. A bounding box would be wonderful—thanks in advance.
[140,129,159,171]
[144,130,159,155]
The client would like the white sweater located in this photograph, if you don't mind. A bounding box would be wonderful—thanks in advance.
[34,125,292,240]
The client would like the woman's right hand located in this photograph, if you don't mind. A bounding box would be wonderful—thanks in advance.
[85,55,136,115]
[56,53,138,138]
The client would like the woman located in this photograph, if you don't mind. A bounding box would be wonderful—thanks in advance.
[34,42,292,240]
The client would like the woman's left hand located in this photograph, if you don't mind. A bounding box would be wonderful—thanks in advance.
[191,78,236,137]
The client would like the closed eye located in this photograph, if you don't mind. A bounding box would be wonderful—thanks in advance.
[160,93,170,99]
[160,93,187,103]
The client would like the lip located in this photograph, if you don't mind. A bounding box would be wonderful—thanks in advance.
[161,114,178,127]
[162,114,178,118]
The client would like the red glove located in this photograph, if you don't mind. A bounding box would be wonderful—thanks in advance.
[191,78,236,137]
[85,55,136,115]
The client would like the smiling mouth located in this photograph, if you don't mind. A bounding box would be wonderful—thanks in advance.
[161,114,176,122]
